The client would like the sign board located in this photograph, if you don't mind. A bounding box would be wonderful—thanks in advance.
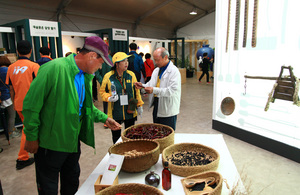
[29,19,59,37]
[112,28,127,41]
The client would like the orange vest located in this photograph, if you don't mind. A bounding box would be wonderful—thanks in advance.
[6,58,39,111]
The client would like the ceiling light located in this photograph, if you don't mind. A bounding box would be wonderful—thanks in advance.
[190,8,197,15]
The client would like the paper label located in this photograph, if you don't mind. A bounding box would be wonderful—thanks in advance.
[100,154,124,185]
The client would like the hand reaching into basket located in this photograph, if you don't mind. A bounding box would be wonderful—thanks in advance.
[105,117,122,130]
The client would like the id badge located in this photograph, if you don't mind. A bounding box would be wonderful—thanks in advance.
[120,95,128,106]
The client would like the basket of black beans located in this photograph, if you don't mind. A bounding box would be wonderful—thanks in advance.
[162,143,220,177]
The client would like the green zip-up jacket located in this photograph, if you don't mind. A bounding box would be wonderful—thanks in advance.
[23,54,108,153]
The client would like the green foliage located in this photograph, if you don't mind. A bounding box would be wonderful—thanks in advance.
[176,58,184,68]
[184,57,195,72]
[176,57,195,72]
[175,57,195,71]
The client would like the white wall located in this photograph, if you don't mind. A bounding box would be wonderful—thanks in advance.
[129,37,170,61]
[61,32,98,56]
[214,0,300,148]
[177,12,215,48]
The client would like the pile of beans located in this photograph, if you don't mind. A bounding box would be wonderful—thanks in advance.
[124,125,172,140]
[123,150,144,157]
[166,151,214,166]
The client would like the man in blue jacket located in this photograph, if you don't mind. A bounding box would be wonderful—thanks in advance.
[128,42,145,82]
[36,46,52,66]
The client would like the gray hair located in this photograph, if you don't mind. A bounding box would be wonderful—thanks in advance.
[156,47,169,58]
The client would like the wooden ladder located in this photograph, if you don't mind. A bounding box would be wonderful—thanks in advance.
[273,66,296,102]
[265,66,299,111]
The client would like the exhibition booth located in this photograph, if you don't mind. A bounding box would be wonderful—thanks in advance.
[213,0,299,162]
[0,1,299,194]
[0,1,299,160]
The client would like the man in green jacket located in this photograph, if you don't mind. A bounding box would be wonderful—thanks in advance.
[23,36,121,195]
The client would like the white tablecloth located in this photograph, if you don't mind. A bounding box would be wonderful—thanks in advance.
[76,134,244,195]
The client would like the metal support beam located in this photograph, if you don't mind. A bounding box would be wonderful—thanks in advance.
[24,19,34,61]
[175,7,215,31]
[56,22,63,57]
[33,37,41,61]
[133,0,175,36]
[49,37,56,59]
[180,0,207,12]
[139,0,175,22]
[41,37,48,47]
[56,0,73,22]
[168,37,185,68]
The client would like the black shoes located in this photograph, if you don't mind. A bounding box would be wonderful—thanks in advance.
[16,158,35,170]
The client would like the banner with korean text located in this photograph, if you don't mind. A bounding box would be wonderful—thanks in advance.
[29,19,59,37]
[112,28,127,41]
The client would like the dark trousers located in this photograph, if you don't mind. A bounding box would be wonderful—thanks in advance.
[152,97,177,131]
[0,108,8,137]
[103,101,108,114]
[34,145,81,195]
[92,77,98,100]
[199,70,209,82]
[134,71,141,82]
[112,118,136,144]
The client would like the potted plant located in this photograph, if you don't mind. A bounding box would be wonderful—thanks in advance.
[184,57,195,78]
[175,57,195,78]
[174,58,187,84]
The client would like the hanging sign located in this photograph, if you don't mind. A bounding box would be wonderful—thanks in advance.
[112,28,127,41]
[29,19,59,37]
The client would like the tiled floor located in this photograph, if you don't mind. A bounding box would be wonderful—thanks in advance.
[0,77,299,194]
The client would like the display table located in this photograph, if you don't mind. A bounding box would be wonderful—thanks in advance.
[76,134,244,195]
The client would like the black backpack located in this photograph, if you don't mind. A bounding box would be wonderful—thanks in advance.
[127,55,135,72]
[127,55,141,81]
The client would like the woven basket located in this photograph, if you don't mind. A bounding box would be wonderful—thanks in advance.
[181,171,223,195]
[96,183,164,195]
[162,143,220,177]
[121,123,174,153]
[108,139,160,173]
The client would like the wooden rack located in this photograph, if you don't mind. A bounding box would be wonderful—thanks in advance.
[244,66,300,111]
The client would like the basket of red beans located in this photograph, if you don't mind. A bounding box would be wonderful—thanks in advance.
[121,123,174,153]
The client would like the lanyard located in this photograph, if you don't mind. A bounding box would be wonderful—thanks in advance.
[116,76,126,95]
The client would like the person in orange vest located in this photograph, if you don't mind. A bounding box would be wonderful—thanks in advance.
[5,40,40,170]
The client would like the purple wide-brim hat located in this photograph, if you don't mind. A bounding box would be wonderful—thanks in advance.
[83,36,113,66]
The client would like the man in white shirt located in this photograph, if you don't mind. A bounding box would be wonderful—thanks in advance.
[135,47,181,130]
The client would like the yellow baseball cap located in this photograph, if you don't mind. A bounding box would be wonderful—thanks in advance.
[112,52,131,64]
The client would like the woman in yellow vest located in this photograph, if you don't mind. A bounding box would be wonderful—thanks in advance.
[100,52,144,143]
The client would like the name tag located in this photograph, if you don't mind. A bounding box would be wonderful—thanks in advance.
[120,95,128,106]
